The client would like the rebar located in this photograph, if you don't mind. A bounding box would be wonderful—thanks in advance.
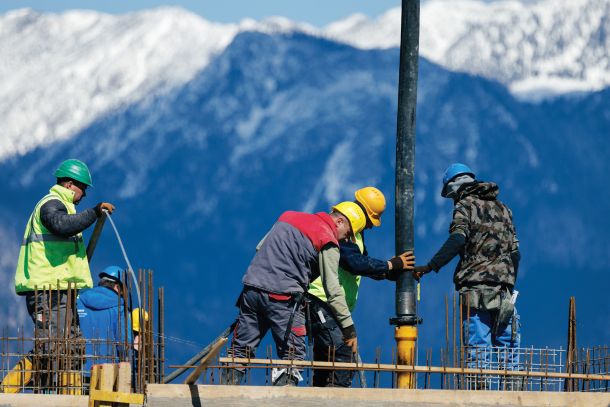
[0,272,164,395]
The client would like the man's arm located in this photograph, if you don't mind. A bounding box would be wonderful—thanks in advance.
[319,244,353,328]
[511,223,520,280]
[339,241,389,280]
[40,200,98,237]
[340,241,415,281]
[319,244,357,351]
[415,203,469,278]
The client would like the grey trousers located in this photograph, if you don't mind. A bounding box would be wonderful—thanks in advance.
[25,290,81,338]
[228,286,306,361]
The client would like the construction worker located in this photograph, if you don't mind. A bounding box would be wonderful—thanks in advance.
[413,163,521,387]
[15,158,114,334]
[9,159,114,392]
[77,266,131,374]
[222,203,367,386]
[308,187,415,387]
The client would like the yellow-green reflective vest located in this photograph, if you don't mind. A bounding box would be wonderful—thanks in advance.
[15,185,93,293]
[308,232,364,312]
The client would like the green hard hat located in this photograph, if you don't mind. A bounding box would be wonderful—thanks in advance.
[54,159,93,187]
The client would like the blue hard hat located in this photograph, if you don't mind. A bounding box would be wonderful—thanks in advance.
[441,163,475,197]
[99,265,124,283]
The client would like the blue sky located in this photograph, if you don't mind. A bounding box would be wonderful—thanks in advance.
[0,0,402,26]
[0,0,517,26]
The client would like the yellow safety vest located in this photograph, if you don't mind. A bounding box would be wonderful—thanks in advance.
[15,185,93,293]
[308,233,364,312]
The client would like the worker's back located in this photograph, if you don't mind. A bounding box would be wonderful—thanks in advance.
[77,286,129,372]
[451,182,518,289]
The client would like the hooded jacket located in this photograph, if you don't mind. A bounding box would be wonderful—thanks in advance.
[450,182,519,289]
[77,286,130,372]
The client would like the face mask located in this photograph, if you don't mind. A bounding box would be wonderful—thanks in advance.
[445,175,475,199]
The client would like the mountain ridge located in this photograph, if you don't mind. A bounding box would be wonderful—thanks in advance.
[2,0,610,160]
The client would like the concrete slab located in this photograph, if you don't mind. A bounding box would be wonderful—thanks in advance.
[0,394,87,407]
[146,384,610,407]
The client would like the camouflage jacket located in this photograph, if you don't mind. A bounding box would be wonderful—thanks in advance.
[450,182,519,290]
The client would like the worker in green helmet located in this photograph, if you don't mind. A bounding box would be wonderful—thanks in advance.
[14,159,115,346]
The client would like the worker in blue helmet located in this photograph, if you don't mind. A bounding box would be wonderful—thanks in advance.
[414,163,522,389]
[77,266,132,374]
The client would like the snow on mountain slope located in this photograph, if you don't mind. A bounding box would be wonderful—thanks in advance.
[0,7,237,160]
[0,7,320,162]
[1,0,609,161]
[326,0,610,100]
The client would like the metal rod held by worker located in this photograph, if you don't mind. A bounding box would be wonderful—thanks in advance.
[86,212,107,261]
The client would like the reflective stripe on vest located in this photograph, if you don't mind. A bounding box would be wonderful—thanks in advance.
[307,232,364,312]
[14,185,93,293]
[22,234,83,245]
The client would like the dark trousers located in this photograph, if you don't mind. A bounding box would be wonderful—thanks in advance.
[25,290,81,338]
[24,290,83,374]
[229,286,306,362]
[309,296,354,387]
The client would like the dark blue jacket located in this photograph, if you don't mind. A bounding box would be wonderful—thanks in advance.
[339,237,389,280]
[77,286,131,372]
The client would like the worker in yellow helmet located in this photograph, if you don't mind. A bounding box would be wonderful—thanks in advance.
[131,308,149,352]
[308,187,415,387]
[223,203,367,386]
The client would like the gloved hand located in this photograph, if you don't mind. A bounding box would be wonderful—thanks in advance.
[388,250,415,270]
[341,325,358,353]
[95,202,115,216]
[413,264,432,281]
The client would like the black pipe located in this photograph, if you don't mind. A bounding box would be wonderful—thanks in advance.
[86,213,107,261]
[391,0,421,327]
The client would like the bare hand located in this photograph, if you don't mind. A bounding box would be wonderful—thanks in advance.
[96,202,116,215]
[413,264,432,281]
[344,336,358,353]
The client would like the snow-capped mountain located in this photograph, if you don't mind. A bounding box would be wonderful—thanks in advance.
[328,0,610,99]
[2,0,610,161]
[0,7,314,162]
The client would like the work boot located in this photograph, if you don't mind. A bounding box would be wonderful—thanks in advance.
[272,368,302,387]
[220,368,245,385]
[503,376,523,391]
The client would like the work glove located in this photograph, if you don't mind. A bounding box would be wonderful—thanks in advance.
[386,251,415,281]
[341,325,358,353]
[95,202,115,216]
[413,264,432,281]
[388,250,415,271]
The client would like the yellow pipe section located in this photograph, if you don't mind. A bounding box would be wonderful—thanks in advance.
[395,325,417,389]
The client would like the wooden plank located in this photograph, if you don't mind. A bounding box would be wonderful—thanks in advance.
[116,362,132,407]
[215,357,610,381]
[97,364,116,407]
[116,362,131,393]
[88,389,145,405]
[88,366,100,407]
[183,337,228,385]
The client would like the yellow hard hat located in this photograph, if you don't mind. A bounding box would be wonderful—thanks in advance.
[131,308,149,333]
[332,201,366,236]
[354,187,386,227]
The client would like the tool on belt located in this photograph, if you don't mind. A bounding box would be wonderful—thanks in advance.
[493,288,518,340]
[283,292,307,346]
